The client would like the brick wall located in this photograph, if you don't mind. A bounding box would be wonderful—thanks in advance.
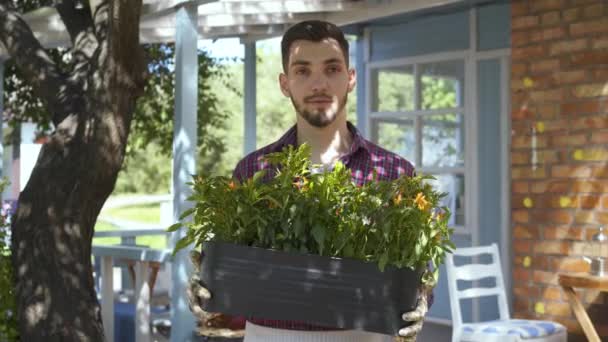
[510,0,608,340]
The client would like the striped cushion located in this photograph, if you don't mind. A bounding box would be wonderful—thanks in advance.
[461,319,566,338]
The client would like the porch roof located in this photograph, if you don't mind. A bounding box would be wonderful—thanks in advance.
[3,0,467,54]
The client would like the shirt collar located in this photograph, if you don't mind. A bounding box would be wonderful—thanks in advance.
[271,121,370,156]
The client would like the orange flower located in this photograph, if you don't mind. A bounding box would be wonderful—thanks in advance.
[228,181,236,190]
[393,192,403,205]
[414,192,429,211]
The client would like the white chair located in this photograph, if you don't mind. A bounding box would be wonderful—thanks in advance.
[446,243,567,342]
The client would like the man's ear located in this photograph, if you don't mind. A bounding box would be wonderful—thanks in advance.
[279,73,290,97]
[347,68,356,93]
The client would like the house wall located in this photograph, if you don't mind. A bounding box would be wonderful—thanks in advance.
[510,0,608,340]
[358,0,511,324]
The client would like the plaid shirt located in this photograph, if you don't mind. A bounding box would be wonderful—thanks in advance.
[228,122,432,331]
[233,122,415,185]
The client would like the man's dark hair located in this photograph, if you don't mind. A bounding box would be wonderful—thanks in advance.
[281,20,349,73]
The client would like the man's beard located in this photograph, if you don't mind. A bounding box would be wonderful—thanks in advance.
[291,92,348,128]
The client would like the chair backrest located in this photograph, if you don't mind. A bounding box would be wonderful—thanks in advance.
[445,243,510,329]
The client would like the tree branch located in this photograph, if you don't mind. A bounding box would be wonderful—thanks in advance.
[55,0,97,58]
[0,1,79,126]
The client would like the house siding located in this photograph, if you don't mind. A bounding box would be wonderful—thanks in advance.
[510,0,608,340]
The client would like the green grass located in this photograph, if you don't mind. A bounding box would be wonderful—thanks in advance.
[93,203,166,249]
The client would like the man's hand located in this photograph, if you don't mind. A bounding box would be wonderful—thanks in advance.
[187,251,245,338]
[395,276,435,342]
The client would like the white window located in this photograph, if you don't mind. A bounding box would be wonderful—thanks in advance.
[369,59,466,230]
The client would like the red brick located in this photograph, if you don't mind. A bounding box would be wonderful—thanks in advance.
[570,51,608,66]
[537,104,560,119]
[573,180,608,193]
[540,11,561,26]
[513,15,540,30]
[534,240,572,254]
[561,100,601,115]
[548,133,587,147]
[597,212,608,225]
[514,225,540,239]
[544,226,584,240]
[512,106,535,120]
[570,18,608,36]
[512,166,547,179]
[512,63,528,76]
[513,210,530,223]
[514,286,541,299]
[571,115,608,130]
[533,270,559,285]
[592,38,608,50]
[538,195,579,209]
[512,135,548,148]
[545,302,571,317]
[529,59,560,74]
[530,0,566,12]
[533,255,552,269]
[583,3,605,18]
[590,131,608,144]
[550,39,588,56]
[529,89,565,103]
[591,69,608,83]
[592,166,608,178]
[531,180,571,193]
[512,181,530,194]
[575,210,596,224]
[551,164,594,178]
[562,8,580,22]
[513,45,547,60]
[531,210,573,224]
[553,70,587,85]
[514,298,530,313]
[573,83,608,98]
[553,257,591,272]
[579,195,602,209]
[512,31,531,47]
[512,151,531,165]
[541,286,562,300]
[514,239,533,253]
[513,267,532,282]
[512,1,530,16]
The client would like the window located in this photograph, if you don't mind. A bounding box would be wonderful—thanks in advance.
[370,60,466,229]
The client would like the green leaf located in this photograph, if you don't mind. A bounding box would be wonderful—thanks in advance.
[179,208,195,220]
[172,235,195,256]
[311,223,326,253]
[378,251,389,272]
[166,222,182,232]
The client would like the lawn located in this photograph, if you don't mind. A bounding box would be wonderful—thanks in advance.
[93,202,167,249]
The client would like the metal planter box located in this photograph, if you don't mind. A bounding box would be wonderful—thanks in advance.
[200,241,422,335]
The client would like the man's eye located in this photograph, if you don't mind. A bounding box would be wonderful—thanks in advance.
[327,66,340,74]
[295,69,309,75]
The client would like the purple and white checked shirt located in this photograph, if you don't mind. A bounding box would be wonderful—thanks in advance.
[227,121,433,331]
[233,122,415,185]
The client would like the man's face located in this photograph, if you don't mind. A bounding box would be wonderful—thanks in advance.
[279,38,356,128]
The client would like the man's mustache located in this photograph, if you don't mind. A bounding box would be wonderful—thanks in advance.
[304,95,333,102]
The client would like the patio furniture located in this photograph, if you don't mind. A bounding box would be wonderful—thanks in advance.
[446,243,567,342]
[558,272,608,342]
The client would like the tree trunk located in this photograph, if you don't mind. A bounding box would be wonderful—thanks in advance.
[0,1,146,340]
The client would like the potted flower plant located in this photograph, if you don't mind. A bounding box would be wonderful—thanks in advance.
[170,144,454,335]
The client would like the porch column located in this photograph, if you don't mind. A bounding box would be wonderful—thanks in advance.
[243,42,257,155]
[355,30,368,138]
[170,4,198,342]
[0,58,4,177]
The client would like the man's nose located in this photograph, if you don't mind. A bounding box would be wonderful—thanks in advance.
[310,73,329,92]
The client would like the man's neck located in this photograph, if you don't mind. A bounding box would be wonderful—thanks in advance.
[296,114,353,166]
